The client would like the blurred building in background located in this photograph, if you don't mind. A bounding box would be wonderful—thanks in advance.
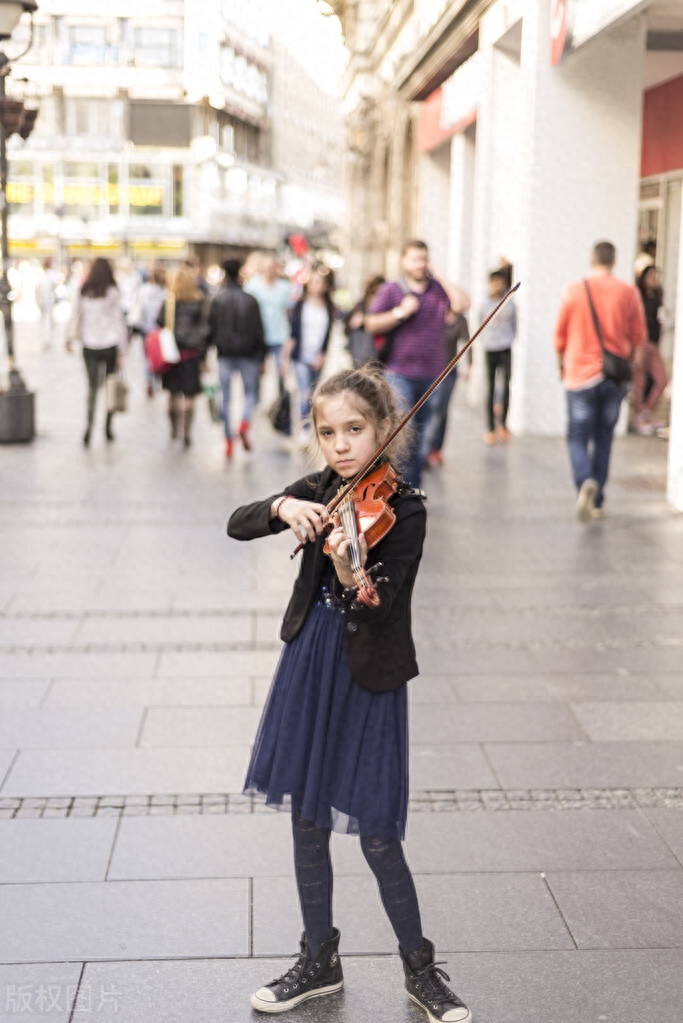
[331,0,683,510]
[5,0,343,266]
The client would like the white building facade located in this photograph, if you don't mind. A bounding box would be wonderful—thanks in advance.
[6,0,342,264]
[333,0,683,510]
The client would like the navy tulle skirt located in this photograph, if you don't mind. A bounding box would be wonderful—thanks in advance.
[244,598,409,841]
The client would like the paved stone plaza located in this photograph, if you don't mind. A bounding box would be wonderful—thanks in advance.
[1,323,683,1022]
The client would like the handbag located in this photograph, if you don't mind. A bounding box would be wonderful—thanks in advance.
[584,281,632,385]
[268,383,292,436]
[106,373,128,413]
[144,293,180,374]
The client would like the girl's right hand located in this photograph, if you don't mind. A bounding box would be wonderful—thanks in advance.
[272,497,329,543]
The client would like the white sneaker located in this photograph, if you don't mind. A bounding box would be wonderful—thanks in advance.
[576,478,597,522]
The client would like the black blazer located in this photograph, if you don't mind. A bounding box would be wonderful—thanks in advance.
[227,466,426,693]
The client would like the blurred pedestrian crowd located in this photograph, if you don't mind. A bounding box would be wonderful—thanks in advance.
[9,230,670,519]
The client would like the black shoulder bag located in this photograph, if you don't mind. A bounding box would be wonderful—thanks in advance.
[584,280,632,386]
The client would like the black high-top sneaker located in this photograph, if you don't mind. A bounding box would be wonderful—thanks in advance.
[400,938,472,1023]
[250,928,343,1013]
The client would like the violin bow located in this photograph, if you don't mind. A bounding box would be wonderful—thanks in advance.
[291,281,521,558]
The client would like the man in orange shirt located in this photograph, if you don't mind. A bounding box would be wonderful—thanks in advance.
[554,241,646,521]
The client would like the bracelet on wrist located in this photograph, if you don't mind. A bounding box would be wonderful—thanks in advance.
[274,495,292,519]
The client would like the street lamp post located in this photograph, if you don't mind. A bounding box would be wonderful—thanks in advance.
[0,0,38,444]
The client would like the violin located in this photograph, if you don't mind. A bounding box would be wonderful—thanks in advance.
[322,462,399,608]
[290,282,521,602]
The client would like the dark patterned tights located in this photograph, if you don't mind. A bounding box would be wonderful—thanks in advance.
[291,810,423,958]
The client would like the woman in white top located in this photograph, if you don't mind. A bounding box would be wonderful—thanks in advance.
[282,265,335,429]
[66,258,127,447]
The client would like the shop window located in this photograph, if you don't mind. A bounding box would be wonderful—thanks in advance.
[63,162,101,219]
[68,26,107,65]
[133,27,182,68]
[7,163,34,214]
[129,165,165,216]
[65,99,119,138]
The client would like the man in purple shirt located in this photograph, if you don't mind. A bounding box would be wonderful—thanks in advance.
[365,239,468,487]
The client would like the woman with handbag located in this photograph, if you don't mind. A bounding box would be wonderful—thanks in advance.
[157,265,208,447]
[65,257,127,447]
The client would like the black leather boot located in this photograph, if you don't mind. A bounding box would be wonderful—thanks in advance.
[400,938,472,1023]
[105,412,115,442]
[169,408,178,439]
[183,406,193,448]
[250,928,343,1013]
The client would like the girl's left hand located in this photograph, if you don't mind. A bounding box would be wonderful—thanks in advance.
[327,524,367,590]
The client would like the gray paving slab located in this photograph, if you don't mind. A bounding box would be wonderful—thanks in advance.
[0,879,248,963]
[0,819,118,883]
[652,673,683,698]
[572,701,683,741]
[75,949,683,1023]
[545,869,683,949]
[0,751,17,788]
[255,612,283,646]
[44,676,253,708]
[409,702,585,743]
[409,744,499,789]
[0,681,50,709]
[417,646,543,675]
[158,650,280,678]
[642,808,683,864]
[0,748,250,797]
[405,675,460,703]
[414,611,609,647]
[453,671,663,703]
[139,707,263,747]
[0,708,143,750]
[252,871,574,955]
[108,813,294,880]
[0,653,157,679]
[397,808,678,873]
[77,614,254,646]
[485,740,683,789]
[0,963,81,1023]
[599,608,683,643]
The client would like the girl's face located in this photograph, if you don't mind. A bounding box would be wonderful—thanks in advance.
[314,393,389,480]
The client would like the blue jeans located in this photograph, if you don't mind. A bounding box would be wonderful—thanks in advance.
[426,369,457,454]
[218,357,261,439]
[566,378,625,509]
[385,372,441,488]
[293,361,321,421]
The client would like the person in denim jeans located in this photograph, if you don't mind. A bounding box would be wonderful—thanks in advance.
[365,241,469,488]
[206,259,266,458]
[554,241,646,521]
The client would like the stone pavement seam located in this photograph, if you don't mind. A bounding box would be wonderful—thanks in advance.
[2,637,683,653]
[3,788,683,819]
[540,872,579,951]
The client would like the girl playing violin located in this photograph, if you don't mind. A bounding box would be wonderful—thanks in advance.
[228,365,472,1023]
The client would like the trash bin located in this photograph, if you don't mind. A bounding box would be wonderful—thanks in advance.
[0,389,35,443]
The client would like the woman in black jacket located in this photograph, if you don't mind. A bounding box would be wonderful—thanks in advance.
[227,366,472,1023]
[158,265,208,446]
